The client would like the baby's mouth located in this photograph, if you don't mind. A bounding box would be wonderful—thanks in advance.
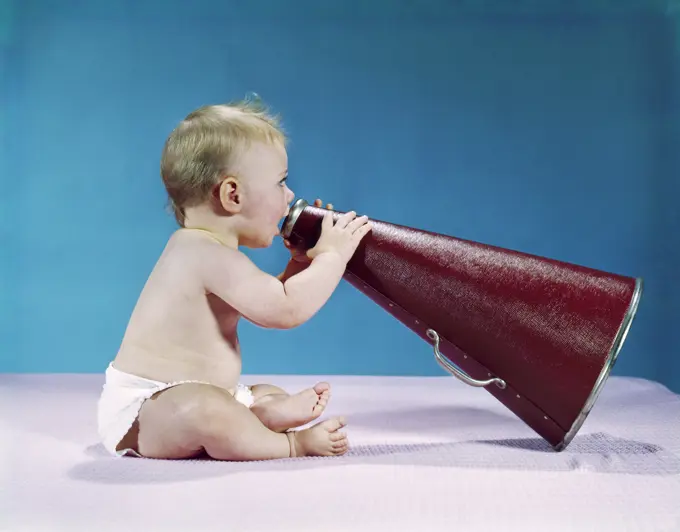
[278,211,290,235]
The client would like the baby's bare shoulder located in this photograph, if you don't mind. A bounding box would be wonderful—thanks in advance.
[171,229,226,254]
[170,229,255,271]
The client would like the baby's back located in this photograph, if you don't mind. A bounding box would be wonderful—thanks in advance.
[112,230,243,391]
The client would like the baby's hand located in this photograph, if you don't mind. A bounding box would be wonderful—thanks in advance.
[284,199,334,264]
[307,207,372,264]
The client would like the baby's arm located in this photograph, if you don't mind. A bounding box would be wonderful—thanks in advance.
[276,256,308,283]
[201,211,371,329]
[202,247,346,329]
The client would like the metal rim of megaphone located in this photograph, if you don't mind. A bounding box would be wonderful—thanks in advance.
[554,276,644,451]
[280,198,309,239]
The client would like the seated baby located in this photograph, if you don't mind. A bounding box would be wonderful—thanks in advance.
[97,99,372,460]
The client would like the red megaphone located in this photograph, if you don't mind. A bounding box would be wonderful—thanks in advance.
[280,198,642,451]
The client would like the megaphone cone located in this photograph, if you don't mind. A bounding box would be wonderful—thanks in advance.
[281,198,642,451]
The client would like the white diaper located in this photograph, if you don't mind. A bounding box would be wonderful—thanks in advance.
[97,363,255,457]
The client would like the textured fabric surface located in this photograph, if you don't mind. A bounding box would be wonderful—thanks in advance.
[2,373,679,531]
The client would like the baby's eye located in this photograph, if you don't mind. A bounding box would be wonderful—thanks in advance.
[279,177,287,187]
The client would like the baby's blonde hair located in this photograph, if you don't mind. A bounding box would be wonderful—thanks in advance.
[160,95,287,226]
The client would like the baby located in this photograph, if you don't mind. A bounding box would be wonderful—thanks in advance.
[97,99,372,461]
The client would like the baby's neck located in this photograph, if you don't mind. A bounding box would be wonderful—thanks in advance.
[182,207,239,249]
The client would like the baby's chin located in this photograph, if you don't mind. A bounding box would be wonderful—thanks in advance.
[251,231,280,249]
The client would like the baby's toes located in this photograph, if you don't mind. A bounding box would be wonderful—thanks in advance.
[313,396,328,414]
[313,382,330,395]
[332,436,348,447]
[332,441,349,455]
[330,432,346,443]
[317,390,330,407]
[322,417,347,433]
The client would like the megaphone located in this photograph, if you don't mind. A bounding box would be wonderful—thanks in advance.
[280,198,642,451]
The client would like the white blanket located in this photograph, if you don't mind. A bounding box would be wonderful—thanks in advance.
[2,373,679,531]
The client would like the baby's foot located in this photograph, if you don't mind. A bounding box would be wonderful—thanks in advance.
[253,383,330,432]
[290,417,349,457]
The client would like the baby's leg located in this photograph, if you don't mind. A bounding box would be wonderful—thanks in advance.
[250,384,289,404]
[131,383,348,460]
[250,382,331,433]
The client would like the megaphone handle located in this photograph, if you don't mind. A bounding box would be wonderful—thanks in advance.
[426,329,507,389]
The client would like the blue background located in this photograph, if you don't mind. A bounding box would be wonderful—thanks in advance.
[1,0,679,393]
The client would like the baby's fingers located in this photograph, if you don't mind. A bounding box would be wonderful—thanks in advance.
[353,222,373,239]
[335,210,357,229]
[321,209,333,230]
[346,215,369,233]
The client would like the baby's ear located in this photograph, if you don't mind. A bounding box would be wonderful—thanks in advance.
[217,177,242,213]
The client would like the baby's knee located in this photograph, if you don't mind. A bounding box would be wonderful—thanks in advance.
[178,384,239,434]
[250,383,287,399]
[135,383,236,459]
[178,383,229,416]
